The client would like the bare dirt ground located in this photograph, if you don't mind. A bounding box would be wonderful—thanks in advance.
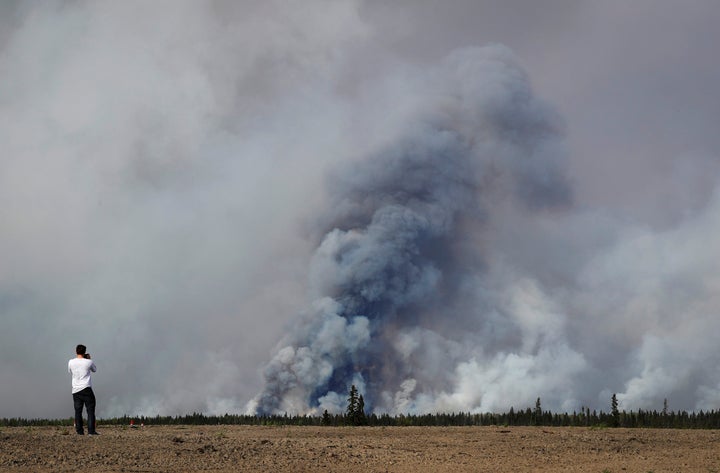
[1,425,719,472]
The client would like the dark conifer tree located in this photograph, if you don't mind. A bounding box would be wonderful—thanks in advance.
[611,393,620,427]
[347,385,359,424]
[357,394,367,425]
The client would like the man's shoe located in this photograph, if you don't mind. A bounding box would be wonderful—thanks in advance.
[88,432,100,436]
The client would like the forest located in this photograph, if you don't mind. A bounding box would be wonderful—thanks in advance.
[3,391,720,429]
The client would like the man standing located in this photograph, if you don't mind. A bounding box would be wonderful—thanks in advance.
[68,344,98,435]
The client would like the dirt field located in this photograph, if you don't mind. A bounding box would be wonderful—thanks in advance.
[1,424,719,472]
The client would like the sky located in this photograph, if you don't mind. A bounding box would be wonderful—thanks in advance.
[1,0,720,419]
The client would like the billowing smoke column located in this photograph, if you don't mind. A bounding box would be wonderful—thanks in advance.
[249,46,572,415]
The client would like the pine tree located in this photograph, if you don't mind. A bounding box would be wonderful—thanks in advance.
[345,385,369,426]
[347,385,359,424]
[611,393,620,427]
[534,397,542,426]
[357,395,367,426]
[321,409,331,426]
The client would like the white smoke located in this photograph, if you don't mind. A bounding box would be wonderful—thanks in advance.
[572,188,720,411]
[2,1,720,420]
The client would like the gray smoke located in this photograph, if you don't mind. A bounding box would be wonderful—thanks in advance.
[3,1,720,420]
[249,46,575,415]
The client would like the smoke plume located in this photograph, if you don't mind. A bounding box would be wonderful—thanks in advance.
[249,46,576,415]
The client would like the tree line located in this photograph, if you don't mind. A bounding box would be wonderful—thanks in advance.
[3,391,720,429]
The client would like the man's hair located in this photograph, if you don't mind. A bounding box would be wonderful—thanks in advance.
[76,344,87,355]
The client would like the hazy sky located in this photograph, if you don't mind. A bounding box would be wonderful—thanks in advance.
[2,0,720,419]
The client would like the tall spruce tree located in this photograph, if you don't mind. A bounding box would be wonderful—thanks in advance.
[357,395,367,426]
[611,393,620,427]
[347,385,359,424]
[345,385,368,426]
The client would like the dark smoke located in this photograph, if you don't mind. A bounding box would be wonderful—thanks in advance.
[249,46,572,415]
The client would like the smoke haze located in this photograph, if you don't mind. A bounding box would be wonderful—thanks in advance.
[2,0,720,418]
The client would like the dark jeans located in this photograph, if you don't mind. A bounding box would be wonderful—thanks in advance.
[73,387,96,434]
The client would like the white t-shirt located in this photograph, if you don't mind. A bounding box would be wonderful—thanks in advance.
[68,357,97,394]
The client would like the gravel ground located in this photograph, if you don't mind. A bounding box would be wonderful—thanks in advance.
[1,425,719,472]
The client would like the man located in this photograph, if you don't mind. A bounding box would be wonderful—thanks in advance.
[68,344,99,435]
